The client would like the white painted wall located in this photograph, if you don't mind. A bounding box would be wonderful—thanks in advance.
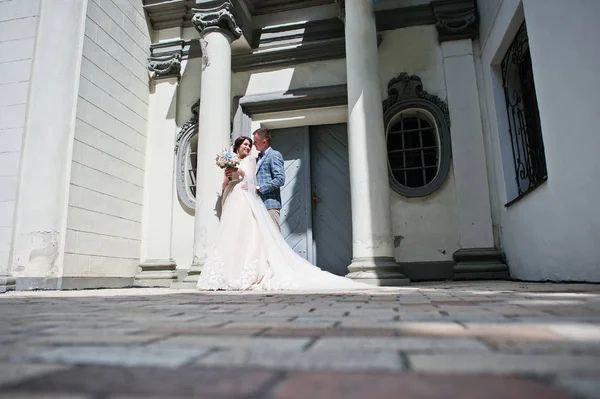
[232,59,348,98]
[478,0,600,281]
[172,57,201,271]
[0,0,39,276]
[10,0,88,287]
[171,24,460,265]
[477,0,502,52]
[64,0,151,278]
[379,26,460,262]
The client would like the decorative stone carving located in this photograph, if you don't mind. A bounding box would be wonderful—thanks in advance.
[382,73,452,198]
[175,99,199,154]
[432,0,478,42]
[174,99,200,214]
[199,37,210,70]
[192,1,242,41]
[147,53,182,79]
[383,72,450,127]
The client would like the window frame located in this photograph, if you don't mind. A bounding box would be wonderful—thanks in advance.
[500,21,548,206]
[384,97,452,198]
[175,100,199,215]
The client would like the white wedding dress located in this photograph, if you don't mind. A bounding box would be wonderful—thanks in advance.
[196,154,370,291]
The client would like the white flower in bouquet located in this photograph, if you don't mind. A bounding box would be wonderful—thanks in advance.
[216,149,241,181]
[215,149,241,168]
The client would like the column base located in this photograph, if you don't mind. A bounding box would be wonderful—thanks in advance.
[0,275,16,294]
[134,259,178,288]
[346,257,410,286]
[171,259,202,289]
[452,248,510,280]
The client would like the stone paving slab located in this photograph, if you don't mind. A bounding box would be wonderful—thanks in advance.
[196,347,405,372]
[1,281,600,398]
[409,353,600,374]
[0,364,69,387]
[310,336,489,352]
[19,346,211,368]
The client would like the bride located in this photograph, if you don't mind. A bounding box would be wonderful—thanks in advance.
[196,135,370,291]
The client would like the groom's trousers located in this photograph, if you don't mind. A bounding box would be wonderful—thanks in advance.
[268,209,281,232]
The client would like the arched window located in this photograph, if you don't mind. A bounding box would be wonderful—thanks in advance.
[383,73,451,197]
[187,132,198,199]
[175,100,199,214]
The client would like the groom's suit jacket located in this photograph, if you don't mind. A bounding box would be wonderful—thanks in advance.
[256,147,285,210]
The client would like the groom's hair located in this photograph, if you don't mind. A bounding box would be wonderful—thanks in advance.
[253,127,271,143]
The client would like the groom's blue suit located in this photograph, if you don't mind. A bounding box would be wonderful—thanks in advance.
[255,146,285,210]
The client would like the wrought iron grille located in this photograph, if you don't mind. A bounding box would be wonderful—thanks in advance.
[501,22,547,200]
[187,136,198,198]
[387,112,439,188]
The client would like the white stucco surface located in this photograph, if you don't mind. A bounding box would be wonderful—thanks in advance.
[0,0,40,276]
[10,0,88,282]
[231,58,347,98]
[139,78,178,266]
[64,0,150,278]
[251,4,339,29]
[378,26,446,102]
[442,39,495,249]
[479,0,600,281]
[172,59,198,271]
[378,26,460,262]
[178,58,203,126]
[252,106,347,130]
[477,0,503,52]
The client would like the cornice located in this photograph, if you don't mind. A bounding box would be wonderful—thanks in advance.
[238,84,348,115]
[191,1,243,41]
[145,0,477,75]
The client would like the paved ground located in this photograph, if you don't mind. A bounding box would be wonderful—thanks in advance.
[1,281,600,398]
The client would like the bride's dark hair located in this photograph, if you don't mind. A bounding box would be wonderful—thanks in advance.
[233,136,252,153]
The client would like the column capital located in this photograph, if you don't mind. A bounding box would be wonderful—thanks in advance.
[192,1,242,42]
[148,52,182,80]
[432,0,478,43]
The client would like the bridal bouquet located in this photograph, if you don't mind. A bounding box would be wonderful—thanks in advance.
[216,149,241,181]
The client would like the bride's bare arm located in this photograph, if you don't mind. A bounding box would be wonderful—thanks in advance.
[221,171,228,192]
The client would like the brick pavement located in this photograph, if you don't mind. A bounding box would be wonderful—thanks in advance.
[0,281,599,398]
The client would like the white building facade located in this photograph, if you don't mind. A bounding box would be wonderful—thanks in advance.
[0,0,598,292]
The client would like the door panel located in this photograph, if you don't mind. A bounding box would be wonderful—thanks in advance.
[310,124,352,276]
[270,127,313,261]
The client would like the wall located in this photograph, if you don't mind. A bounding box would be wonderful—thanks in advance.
[172,24,461,266]
[477,0,502,52]
[171,56,200,271]
[0,0,39,275]
[379,27,460,262]
[64,0,151,279]
[478,0,600,281]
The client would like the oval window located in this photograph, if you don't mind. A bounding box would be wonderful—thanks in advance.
[384,102,451,197]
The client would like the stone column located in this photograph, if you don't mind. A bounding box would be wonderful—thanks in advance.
[184,1,242,284]
[343,0,409,286]
[135,48,183,287]
[434,2,508,279]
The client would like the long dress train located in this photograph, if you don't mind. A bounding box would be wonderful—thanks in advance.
[196,155,370,291]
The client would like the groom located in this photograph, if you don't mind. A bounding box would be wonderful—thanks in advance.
[249,127,285,231]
